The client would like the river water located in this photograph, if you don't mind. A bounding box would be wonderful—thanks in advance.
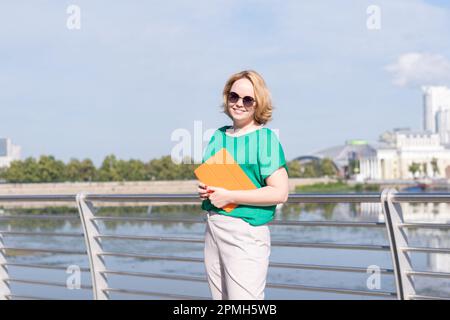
[1,193,449,300]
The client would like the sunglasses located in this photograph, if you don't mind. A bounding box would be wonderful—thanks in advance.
[228,91,255,108]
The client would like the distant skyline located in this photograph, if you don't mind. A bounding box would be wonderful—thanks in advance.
[1,1,450,166]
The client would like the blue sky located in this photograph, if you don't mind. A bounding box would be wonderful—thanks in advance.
[425,0,450,7]
[1,0,450,165]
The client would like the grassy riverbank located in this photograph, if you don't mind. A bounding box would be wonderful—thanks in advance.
[295,181,379,193]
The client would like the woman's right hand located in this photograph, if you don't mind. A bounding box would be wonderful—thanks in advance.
[198,182,209,200]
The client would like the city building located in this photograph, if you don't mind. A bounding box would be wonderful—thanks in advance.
[423,86,450,144]
[298,140,375,178]
[353,86,450,181]
[0,138,21,168]
[359,128,450,180]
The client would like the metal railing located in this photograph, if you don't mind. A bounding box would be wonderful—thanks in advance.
[0,188,449,300]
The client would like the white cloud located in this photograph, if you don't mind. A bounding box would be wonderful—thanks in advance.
[385,52,450,87]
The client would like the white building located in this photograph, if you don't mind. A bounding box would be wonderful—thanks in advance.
[358,87,450,180]
[423,86,450,144]
[304,140,375,178]
[0,138,21,168]
[359,129,450,180]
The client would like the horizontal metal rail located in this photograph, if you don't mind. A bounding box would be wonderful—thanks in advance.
[96,234,390,251]
[0,195,76,202]
[0,193,383,203]
[406,270,450,279]
[0,231,84,238]
[97,234,204,243]
[102,270,206,282]
[269,262,394,274]
[102,246,389,264]
[271,220,386,228]
[94,216,206,223]
[94,216,386,228]
[1,192,450,204]
[101,267,393,283]
[409,294,450,300]
[261,241,390,251]
[100,251,394,274]
[266,282,396,298]
[2,262,91,273]
[2,246,87,255]
[0,215,79,221]
[105,263,392,276]
[399,222,450,229]
[6,294,60,300]
[104,287,209,300]
[6,278,92,290]
[86,194,201,203]
[392,193,450,203]
[3,214,443,229]
[286,193,382,203]
[400,246,450,254]
[102,269,395,298]
[1,213,388,229]
[101,251,204,263]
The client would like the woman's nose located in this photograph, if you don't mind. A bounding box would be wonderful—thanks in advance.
[236,98,244,107]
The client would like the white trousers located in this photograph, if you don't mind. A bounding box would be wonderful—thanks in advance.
[203,211,271,300]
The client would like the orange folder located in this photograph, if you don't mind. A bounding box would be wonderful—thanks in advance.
[194,148,257,212]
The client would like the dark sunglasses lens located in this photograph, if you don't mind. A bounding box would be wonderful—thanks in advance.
[228,92,239,103]
[243,96,255,107]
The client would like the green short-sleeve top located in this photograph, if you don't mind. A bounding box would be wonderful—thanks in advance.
[201,125,289,226]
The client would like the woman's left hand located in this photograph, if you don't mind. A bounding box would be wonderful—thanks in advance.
[207,186,234,209]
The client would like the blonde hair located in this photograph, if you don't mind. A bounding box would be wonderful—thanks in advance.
[222,70,273,124]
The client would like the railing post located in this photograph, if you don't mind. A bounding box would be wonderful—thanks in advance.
[76,193,109,300]
[381,188,415,300]
[0,233,11,300]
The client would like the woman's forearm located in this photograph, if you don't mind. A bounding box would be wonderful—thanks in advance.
[228,186,288,206]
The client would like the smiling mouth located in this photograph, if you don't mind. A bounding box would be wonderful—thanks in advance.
[232,107,246,113]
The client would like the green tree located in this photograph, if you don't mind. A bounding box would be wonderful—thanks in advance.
[66,158,97,182]
[97,154,122,181]
[320,158,337,177]
[175,156,197,180]
[0,153,233,183]
[116,159,147,181]
[431,158,440,177]
[408,162,421,179]
[422,162,428,177]
[3,158,40,182]
[0,167,5,181]
[286,160,302,178]
[147,155,196,180]
[36,155,66,182]
[79,159,97,181]
[301,162,318,178]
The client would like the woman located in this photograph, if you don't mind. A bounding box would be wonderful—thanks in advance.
[198,70,289,300]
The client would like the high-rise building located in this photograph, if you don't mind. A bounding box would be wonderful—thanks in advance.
[423,86,450,143]
[0,138,21,168]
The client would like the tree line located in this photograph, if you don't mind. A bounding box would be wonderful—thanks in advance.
[286,158,338,178]
[0,155,197,183]
[0,155,338,183]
